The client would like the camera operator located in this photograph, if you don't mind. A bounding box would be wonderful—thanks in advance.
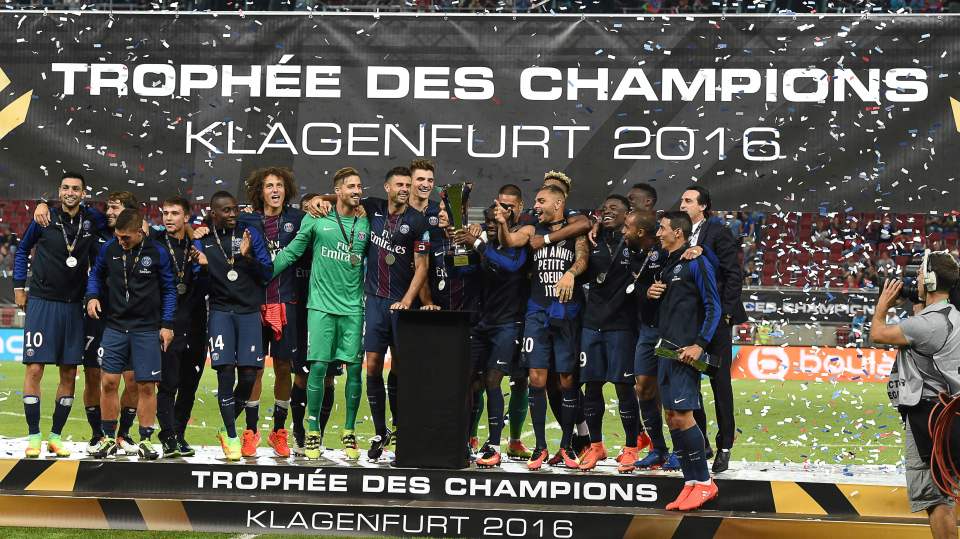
[871,251,960,539]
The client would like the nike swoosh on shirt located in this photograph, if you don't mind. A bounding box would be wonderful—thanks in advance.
[374,212,383,217]
[322,227,335,231]
[151,370,161,376]
[674,398,686,404]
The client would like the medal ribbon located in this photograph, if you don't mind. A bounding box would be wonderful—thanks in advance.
[121,241,144,302]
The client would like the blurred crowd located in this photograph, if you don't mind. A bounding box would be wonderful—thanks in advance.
[734,211,960,290]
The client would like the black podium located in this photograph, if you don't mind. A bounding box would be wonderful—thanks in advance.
[394,310,473,469]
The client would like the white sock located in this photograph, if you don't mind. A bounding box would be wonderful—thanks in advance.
[576,421,589,436]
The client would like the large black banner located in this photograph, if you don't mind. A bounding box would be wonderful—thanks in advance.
[0,13,956,211]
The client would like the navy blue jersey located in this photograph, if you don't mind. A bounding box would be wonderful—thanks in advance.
[85,237,177,332]
[194,223,273,314]
[655,247,722,350]
[421,199,444,237]
[361,197,430,302]
[14,206,107,303]
[477,240,529,325]
[238,207,309,305]
[528,221,584,309]
[635,247,667,328]
[149,227,205,332]
[426,232,482,312]
[583,229,637,331]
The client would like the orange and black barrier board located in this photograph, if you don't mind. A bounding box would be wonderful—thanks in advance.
[0,493,937,538]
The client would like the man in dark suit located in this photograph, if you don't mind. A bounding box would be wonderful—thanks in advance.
[679,185,748,473]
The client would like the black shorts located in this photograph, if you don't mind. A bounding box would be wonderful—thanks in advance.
[262,302,309,375]
[471,321,525,377]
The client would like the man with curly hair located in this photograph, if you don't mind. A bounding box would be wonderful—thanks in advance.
[236,167,321,458]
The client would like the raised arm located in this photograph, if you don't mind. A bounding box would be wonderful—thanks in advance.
[530,214,591,250]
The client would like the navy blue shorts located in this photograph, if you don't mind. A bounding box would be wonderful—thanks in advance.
[580,328,636,384]
[633,324,661,377]
[363,295,399,357]
[100,327,162,382]
[521,310,580,374]
[471,321,524,376]
[262,302,309,375]
[83,314,105,369]
[208,310,265,369]
[658,357,702,411]
[22,297,84,366]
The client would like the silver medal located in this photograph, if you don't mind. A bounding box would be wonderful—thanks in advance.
[626,283,636,294]
[350,253,362,266]
[177,283,188,295]
[227,269,239,282]
[596,272,606,285]
[385,253,396,266]
[65,256,78,268]
[438,279,446,291]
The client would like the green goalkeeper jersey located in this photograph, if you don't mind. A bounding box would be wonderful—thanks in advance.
[273,212,370,315]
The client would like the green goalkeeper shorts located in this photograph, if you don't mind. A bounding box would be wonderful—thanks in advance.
[307,310,363,364]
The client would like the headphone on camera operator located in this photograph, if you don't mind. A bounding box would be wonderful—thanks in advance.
[872,250,960,469]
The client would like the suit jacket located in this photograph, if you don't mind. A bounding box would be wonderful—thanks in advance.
[694,216,748,325]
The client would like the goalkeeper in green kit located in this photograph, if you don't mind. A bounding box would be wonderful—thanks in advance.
[271,167,370,460]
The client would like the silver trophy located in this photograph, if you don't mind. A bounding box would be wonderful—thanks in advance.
[439,182,474,266]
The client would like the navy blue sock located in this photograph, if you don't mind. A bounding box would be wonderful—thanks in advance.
[615,384,639,447]
[367,374,387,437]
[244,401,260,431]
[23,395,40,435]
[273,400,289,432]
[485,385,505,447]
[640,398,668,452]
[680,425,710,482]
[119,406,137,437]
[51,396,74,436]
[85,405,103,438]
[583,382,604,444]
[102,419,119,439]
[216,368,237,438]
[559,388,578,449]
[139,425,155,441]
[669,429,692,482]
[290,384,307,440]
[529,386,547,449]
[386,372,398,428]
[546,387,562,428]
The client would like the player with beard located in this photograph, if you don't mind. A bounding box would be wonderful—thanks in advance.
[577,195,643,472]
[272,168,370,460]
[303,167,430,460]
[86,209,176,459]
[518,171,593,453]
[236,167,312,458]
[496,185,589,470]
[647,211,721,511]
[153,197,208,458]
[15,173,107,458]
[459,186,533,467]
[34,192,143,452]
[191,192,273,461]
